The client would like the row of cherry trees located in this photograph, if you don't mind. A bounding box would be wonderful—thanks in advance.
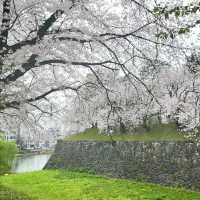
[67,53,200,133]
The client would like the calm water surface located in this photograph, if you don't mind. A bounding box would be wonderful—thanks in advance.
[12,154,51,173]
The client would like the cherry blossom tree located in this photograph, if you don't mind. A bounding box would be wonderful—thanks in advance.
[1,0,200,137]
[0,0,165,133]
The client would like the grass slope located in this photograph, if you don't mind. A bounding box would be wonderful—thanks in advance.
[65,124,186,142]
[0,170,200,200]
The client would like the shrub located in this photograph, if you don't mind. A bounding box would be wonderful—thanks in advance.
[0,140,17,175]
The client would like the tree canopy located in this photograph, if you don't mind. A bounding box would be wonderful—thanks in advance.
[0,0,200,135]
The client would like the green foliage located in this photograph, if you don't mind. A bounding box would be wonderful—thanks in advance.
[0,140,17,175]
[153,4,200,18]
[65,124,186,142]
[0,131,5,140]
[0,170,200,200]
[186,53,200,75]
[154,3,200,40]
[156,32,169,40]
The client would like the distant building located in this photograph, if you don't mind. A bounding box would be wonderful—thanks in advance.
[4,133,16,142]
[17,127,61,150]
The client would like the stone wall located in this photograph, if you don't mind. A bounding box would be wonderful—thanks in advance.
[45,140,200,190]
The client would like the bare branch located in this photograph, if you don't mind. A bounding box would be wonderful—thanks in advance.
[0,0,11,50]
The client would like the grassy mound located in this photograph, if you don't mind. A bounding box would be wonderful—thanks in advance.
[0,170,200,200]
[65,124,186,141]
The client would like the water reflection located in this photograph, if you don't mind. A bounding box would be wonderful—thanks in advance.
[12,154,51,173]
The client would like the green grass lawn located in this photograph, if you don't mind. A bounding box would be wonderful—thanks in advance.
[1,170,200,200]
[65,124,187,142]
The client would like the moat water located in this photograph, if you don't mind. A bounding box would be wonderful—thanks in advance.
[12,154,51,173]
